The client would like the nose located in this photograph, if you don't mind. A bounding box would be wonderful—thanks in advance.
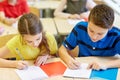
[92,34,98,40]
[33,41,38,47]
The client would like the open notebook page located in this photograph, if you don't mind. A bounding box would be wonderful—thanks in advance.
[15,66,48,80]
[67,19,85,26]
[63,63,92,78]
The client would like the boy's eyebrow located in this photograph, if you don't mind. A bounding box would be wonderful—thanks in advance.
[89,26,105,34]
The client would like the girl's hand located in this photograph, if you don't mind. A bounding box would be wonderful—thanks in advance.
[68,14,81,20]
[80,12,89,21]
[15,61,28,70]
[87,62,107,70]
[34,54,50,66]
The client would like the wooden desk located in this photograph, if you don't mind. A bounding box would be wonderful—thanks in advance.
[54,18,74,35]
[54,16,120,36]
[28,1,60,17]
[0,57,119,80]
[30,1,60,9]
[40,18,58,35]
[0,22,18,36]
[114,13,120,28]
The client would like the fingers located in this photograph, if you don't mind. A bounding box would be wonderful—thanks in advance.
[69,14,81,20]
[36,57,45,66]
[16,61,28,70]
[88,62,102,71]
[67,59,80,69]
[87,62,99,70]
[35,55,48,66]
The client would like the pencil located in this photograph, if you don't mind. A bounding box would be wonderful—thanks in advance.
[16,48,28,69]
[16,48,24,61]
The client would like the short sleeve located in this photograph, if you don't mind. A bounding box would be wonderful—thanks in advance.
[0,2,4,11]
[63,26,78,50]
[6,35,21,55]
[21,0,30,13]
[114,40,120,55]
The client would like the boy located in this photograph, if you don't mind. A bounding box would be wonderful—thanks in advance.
[58,4,120,70]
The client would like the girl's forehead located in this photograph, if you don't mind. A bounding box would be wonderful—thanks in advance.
[23,33,42,40]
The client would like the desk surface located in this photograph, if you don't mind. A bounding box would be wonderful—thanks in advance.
[54,18,74,35]
[54,15,120,36]
[114,13,120,28]
[29,1,60,9]
[40,18,58,35]
[0,57,119,80]
[0,22,18,36]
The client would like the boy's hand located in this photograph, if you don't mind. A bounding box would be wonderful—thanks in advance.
[87,62,107,70]
[65,57,80,69]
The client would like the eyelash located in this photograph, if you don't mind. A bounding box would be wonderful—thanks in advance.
[27,38,41,43]
[90,30,102,35]
[27,41,32,43]
[37,38,40,41]
[90,30,94,33]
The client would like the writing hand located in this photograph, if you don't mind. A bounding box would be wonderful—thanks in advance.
[66,57,80,70]
[15,61,28,70]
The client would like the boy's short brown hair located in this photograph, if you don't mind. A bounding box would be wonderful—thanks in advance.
[88,4,114,29]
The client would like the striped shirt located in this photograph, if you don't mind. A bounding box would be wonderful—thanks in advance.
[63,21,120,57]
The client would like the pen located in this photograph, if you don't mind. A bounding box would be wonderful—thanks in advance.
[16,48,24,61]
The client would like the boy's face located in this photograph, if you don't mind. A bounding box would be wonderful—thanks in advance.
[23,33,42,48]
[87,21,109,42]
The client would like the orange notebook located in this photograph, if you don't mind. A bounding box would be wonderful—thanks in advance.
[40,61,67,77]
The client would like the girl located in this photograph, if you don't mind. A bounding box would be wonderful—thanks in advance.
[54,0,96,20]
[0,13,58,69]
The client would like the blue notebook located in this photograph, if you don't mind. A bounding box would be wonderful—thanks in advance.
[90,68,118,80]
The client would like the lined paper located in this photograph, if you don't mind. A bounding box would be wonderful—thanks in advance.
[63,63,92,78]
[67,19,85,26]
[15,66,48,80]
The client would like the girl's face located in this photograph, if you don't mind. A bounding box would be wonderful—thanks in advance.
[23,33,42,48]
[87,21,109,42]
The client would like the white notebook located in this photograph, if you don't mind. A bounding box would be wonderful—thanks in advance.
[15,66,48,80]
[63,63,92,78]
[67,19,85,26]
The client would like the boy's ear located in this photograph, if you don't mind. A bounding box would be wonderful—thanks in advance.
[108,25,113,30]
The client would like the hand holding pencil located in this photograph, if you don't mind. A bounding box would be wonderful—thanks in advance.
[15,60,28,70]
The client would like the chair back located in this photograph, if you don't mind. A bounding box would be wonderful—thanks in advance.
[0,34,17,58]
[29,6,40,17]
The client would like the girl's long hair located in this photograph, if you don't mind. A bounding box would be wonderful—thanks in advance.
[18,13,50,55]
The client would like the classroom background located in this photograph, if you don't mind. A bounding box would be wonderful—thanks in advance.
[0,0,120,80]
[0,0,120,43]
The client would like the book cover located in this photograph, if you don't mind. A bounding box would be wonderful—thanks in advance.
[40,61,67,77]
[90,68,118,80]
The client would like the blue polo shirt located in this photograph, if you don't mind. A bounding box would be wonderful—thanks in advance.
[63,21,120,57]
